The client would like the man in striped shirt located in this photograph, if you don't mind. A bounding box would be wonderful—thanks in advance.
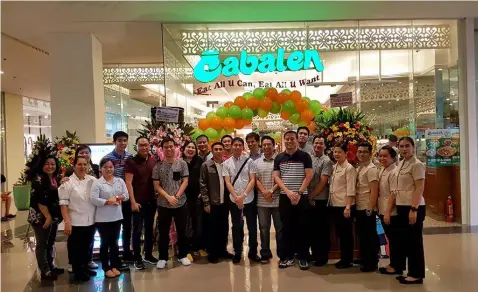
[103,131,134,262]
[251,136,282,264]
[273,131,313,270]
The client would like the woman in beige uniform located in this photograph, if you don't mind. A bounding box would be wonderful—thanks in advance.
[329,141,357,269]
[394,137,426,285]
[377,146,403,275]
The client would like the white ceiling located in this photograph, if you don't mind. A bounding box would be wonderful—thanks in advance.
[1,1,478,102]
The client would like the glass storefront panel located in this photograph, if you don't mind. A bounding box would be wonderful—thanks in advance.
[23,97,51,160]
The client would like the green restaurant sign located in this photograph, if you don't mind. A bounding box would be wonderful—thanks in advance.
[193,48,325,83]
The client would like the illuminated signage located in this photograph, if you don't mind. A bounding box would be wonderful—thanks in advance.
[193,48,324,83]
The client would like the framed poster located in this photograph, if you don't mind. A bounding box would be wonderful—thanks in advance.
[424,129,459,167]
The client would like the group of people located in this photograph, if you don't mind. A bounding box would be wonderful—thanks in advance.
[27,127,426,285]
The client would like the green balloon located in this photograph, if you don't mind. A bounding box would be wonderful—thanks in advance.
[283,100,296,114]
[216,107,228,119]
[243,92,253,99]
[270,102,281,114]
[309,100,322,115]
[242,108,254,120]
[281,89,291,95]
[253,88,266,100]
[257,109,269,118]
[224,128,234,134]
[218,129,226,138]
[190,129,204,140]
[302,96,311,103]
[228,105,242,119]
[289,113,301,125]
[298,121,308,127]
[204,128,218,139]
[206,112,216,120]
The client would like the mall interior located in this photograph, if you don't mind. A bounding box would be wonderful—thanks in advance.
[1,1,478,291]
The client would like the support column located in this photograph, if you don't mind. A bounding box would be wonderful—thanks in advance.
[3,93,24,213]
[458,19,477,225]
[49,33,106,143]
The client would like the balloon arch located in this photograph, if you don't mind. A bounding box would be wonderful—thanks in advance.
[191,87,326,141]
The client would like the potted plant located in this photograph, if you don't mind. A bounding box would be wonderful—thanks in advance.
[12,171,30,211]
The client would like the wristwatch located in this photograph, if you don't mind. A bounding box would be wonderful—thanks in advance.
[115,195,120,201]
[298,191,304,196]
[410,206,419,212]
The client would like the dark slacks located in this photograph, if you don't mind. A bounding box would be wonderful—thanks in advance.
[67,225,95,275]
[157,204,189,261]
[356,210,379,268]
[187,199,206,252]
[258,206,283,259]
[395,205,426,278]
[121,201,133,256]
[207,203,230,260]
[96,220,122,272]
[32,222,59,274]
[279,194,309,261]
[132,200,156,260]
[330,206,355,264]
[308,200,330,263]
[229,199,258,257]
[379,214,403,271]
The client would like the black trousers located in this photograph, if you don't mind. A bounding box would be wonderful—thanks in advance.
[356,210,379,268]
[207,203,230,260]
[330,206,355,264]
[279,194,309,261]
[96,220,122,272]
[395,205,426,278]
[67,225,95,274]
[379,214,403,271]
[121,201,133,256]
[132,200,156,260]
[157,204,189,261]
[308,200,330,263]
[32,222,59,274]
[187,198,206,252]
[229,198,258,257]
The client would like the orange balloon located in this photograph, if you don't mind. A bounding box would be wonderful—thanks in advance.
[265,88,279,101]
[247,97,260,110]
[301,110,314,122]
[276,93,288,105]
[210,116,223,130]
[235,119,245,129]
[234,96,247,109]
[223,117,235,129]
[198,119,210,131]
[295,99,309,112]
[259,97,273,111]
[243,119,252,126]
[307,122,317,133]
[224,101,234,109]
[290,90,302,103]
[280,111,291,120]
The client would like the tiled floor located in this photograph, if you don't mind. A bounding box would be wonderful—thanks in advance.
[2,211,478,292]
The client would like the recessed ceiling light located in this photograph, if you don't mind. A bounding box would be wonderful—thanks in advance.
[396,99,399,101]
[372,108,375,111]
[453,101,458,103]
[26,113,30,116]
[379,105,382,107]
[0,71,4,74]
[44,115,48,118]
[117,103,121,106]
[446,98,450,101]
[449,103,453,105]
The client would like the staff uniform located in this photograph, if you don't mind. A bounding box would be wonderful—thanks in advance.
[223,155,257,259]
[394,156,426,279]
[355,161,380,270]
[378,163,402,272]
[329,160,357,266]
[307,153,333,265]
[90,177,129,272]
[58,174,97,276]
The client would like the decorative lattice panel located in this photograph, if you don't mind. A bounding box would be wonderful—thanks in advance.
[181,25,450,54]
[103,67,165,84]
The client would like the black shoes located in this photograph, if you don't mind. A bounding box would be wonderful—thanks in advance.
[314,259,328,267]
[232,255,241,264]
[208,257,219,264]
[73,272,90,282]
[260,257,270,264]
[41,272,58,281]
[144,255,159,265]
[278,259,295,269]
[360,266,378,273]
[51,267,65,275]
[134,260,146,270]
[84,269,97,277]
[248,254,262,263]
[299,260,309,270]
[122,253,135,263]
[117,263,130,271]
[335,261,353,269]
[397,276,424,285]
[220,251,235,259]
[379,267,403,275]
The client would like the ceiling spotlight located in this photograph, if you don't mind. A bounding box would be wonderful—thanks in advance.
[26,113,30,116]
[0,71,4,74]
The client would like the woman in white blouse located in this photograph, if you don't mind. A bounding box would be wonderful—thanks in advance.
[329,141,357,269]
[377,146,403,276]
[59,156,97,282]
[394,137,426,285]
[90,158,129,278]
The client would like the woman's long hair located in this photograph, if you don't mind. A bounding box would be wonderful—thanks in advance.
[25,155,61,189]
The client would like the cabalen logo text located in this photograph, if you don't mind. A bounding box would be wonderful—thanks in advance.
[193,48,325,83]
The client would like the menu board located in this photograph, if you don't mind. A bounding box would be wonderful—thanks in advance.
[425,129,460,167]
